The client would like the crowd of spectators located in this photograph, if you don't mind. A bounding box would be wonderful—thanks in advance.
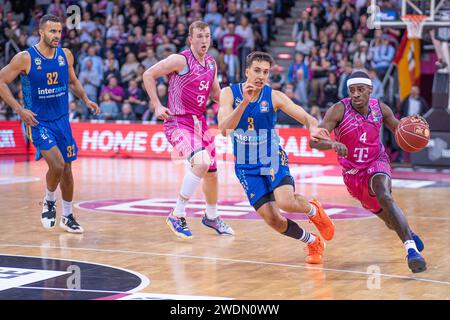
[0,0,428,138]
[0,0,296,122]
[285,0,402,114]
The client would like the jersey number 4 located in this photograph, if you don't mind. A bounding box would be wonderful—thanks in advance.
[46,72,59,85]
[359,132,367,143]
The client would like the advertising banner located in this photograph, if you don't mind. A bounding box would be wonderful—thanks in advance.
[1,121,338,165]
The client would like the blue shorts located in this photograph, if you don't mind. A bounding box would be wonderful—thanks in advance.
[27,115,78,162]
[235,149,294,210]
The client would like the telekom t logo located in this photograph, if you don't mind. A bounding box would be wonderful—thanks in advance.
[197,95,206,106]
[354,147,369,163]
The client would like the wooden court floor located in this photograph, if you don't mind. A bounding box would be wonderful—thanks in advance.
[0,156,449,300]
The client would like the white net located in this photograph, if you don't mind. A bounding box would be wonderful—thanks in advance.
[401,15,428,39]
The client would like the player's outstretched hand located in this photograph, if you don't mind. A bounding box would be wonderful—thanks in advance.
[86,100,100,115]
[332,141,348,157]
[18,108,39,126]
[155,105,172,120]
[309,127,330,142]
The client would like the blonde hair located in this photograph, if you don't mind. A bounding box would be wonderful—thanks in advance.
[189,21,209,36]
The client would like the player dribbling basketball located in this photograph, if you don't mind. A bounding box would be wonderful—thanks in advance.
[395,116,430,152]
[310,71,427,273]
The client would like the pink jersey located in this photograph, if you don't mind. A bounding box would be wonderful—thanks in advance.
[167,49,216,116]
[334,98,387,170]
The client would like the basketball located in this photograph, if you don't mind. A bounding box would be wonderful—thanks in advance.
[395,116,431,152]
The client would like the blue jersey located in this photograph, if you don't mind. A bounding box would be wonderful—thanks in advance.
[20,46,69,121]
[230,83,293,208]
[230,83,282,169]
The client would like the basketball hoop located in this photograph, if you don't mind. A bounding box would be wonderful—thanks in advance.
[401,14,429,39]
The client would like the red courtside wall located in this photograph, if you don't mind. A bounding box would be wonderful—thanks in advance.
[0,121,34,155]
[0,121,338,165]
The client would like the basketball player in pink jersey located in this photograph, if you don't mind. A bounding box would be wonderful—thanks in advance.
[310,71,427,273]
[143,21,234,239]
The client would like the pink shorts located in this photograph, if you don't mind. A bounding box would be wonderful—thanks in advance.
[342,156,392,213]
[163,115,217,171]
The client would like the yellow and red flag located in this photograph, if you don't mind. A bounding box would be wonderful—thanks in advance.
[394,33,421,101]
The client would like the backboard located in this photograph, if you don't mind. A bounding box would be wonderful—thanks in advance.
[370,0,450,39]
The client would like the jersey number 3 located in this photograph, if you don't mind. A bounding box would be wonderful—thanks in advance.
[46,72,59,85]
[248,117,254,130]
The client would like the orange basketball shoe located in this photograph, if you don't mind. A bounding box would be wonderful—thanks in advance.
[308,199,335,241]
[305,235,325,264]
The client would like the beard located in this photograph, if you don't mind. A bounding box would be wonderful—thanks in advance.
[44,36,59,48]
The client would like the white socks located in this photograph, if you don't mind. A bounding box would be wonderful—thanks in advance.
[307,203,316,218]
[404,240,419,254]
[300,231,316,245]
[205,204,219,220]
[173,198,188,217]
[45,188,56,202]
[172,170,219,220]
[173,170,203,217]
[43,189,73,218]
[62,200,73,217]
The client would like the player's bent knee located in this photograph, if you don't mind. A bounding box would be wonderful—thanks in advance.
[190,150,211,173]
[264,214,284,230]
[276,197,296,213]
[376,192,394,208]
[277,202,293,213]
[204,171,218,181]
[191,162,210,175]
[50,161,65,177]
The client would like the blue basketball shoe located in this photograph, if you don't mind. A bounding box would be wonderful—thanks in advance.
[201,214,235,235]
[411,231,424,252]
[406,249,427,273]
[166,213,192,239]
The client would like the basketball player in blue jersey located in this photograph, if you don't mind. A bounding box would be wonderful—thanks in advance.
[0,14,100,233]
[218,52,334,264]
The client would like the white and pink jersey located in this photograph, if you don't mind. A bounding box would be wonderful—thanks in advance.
[334,98,387,170]
[167,49,216,117]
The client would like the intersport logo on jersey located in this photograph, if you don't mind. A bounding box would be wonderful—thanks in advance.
[69,122,338,164]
